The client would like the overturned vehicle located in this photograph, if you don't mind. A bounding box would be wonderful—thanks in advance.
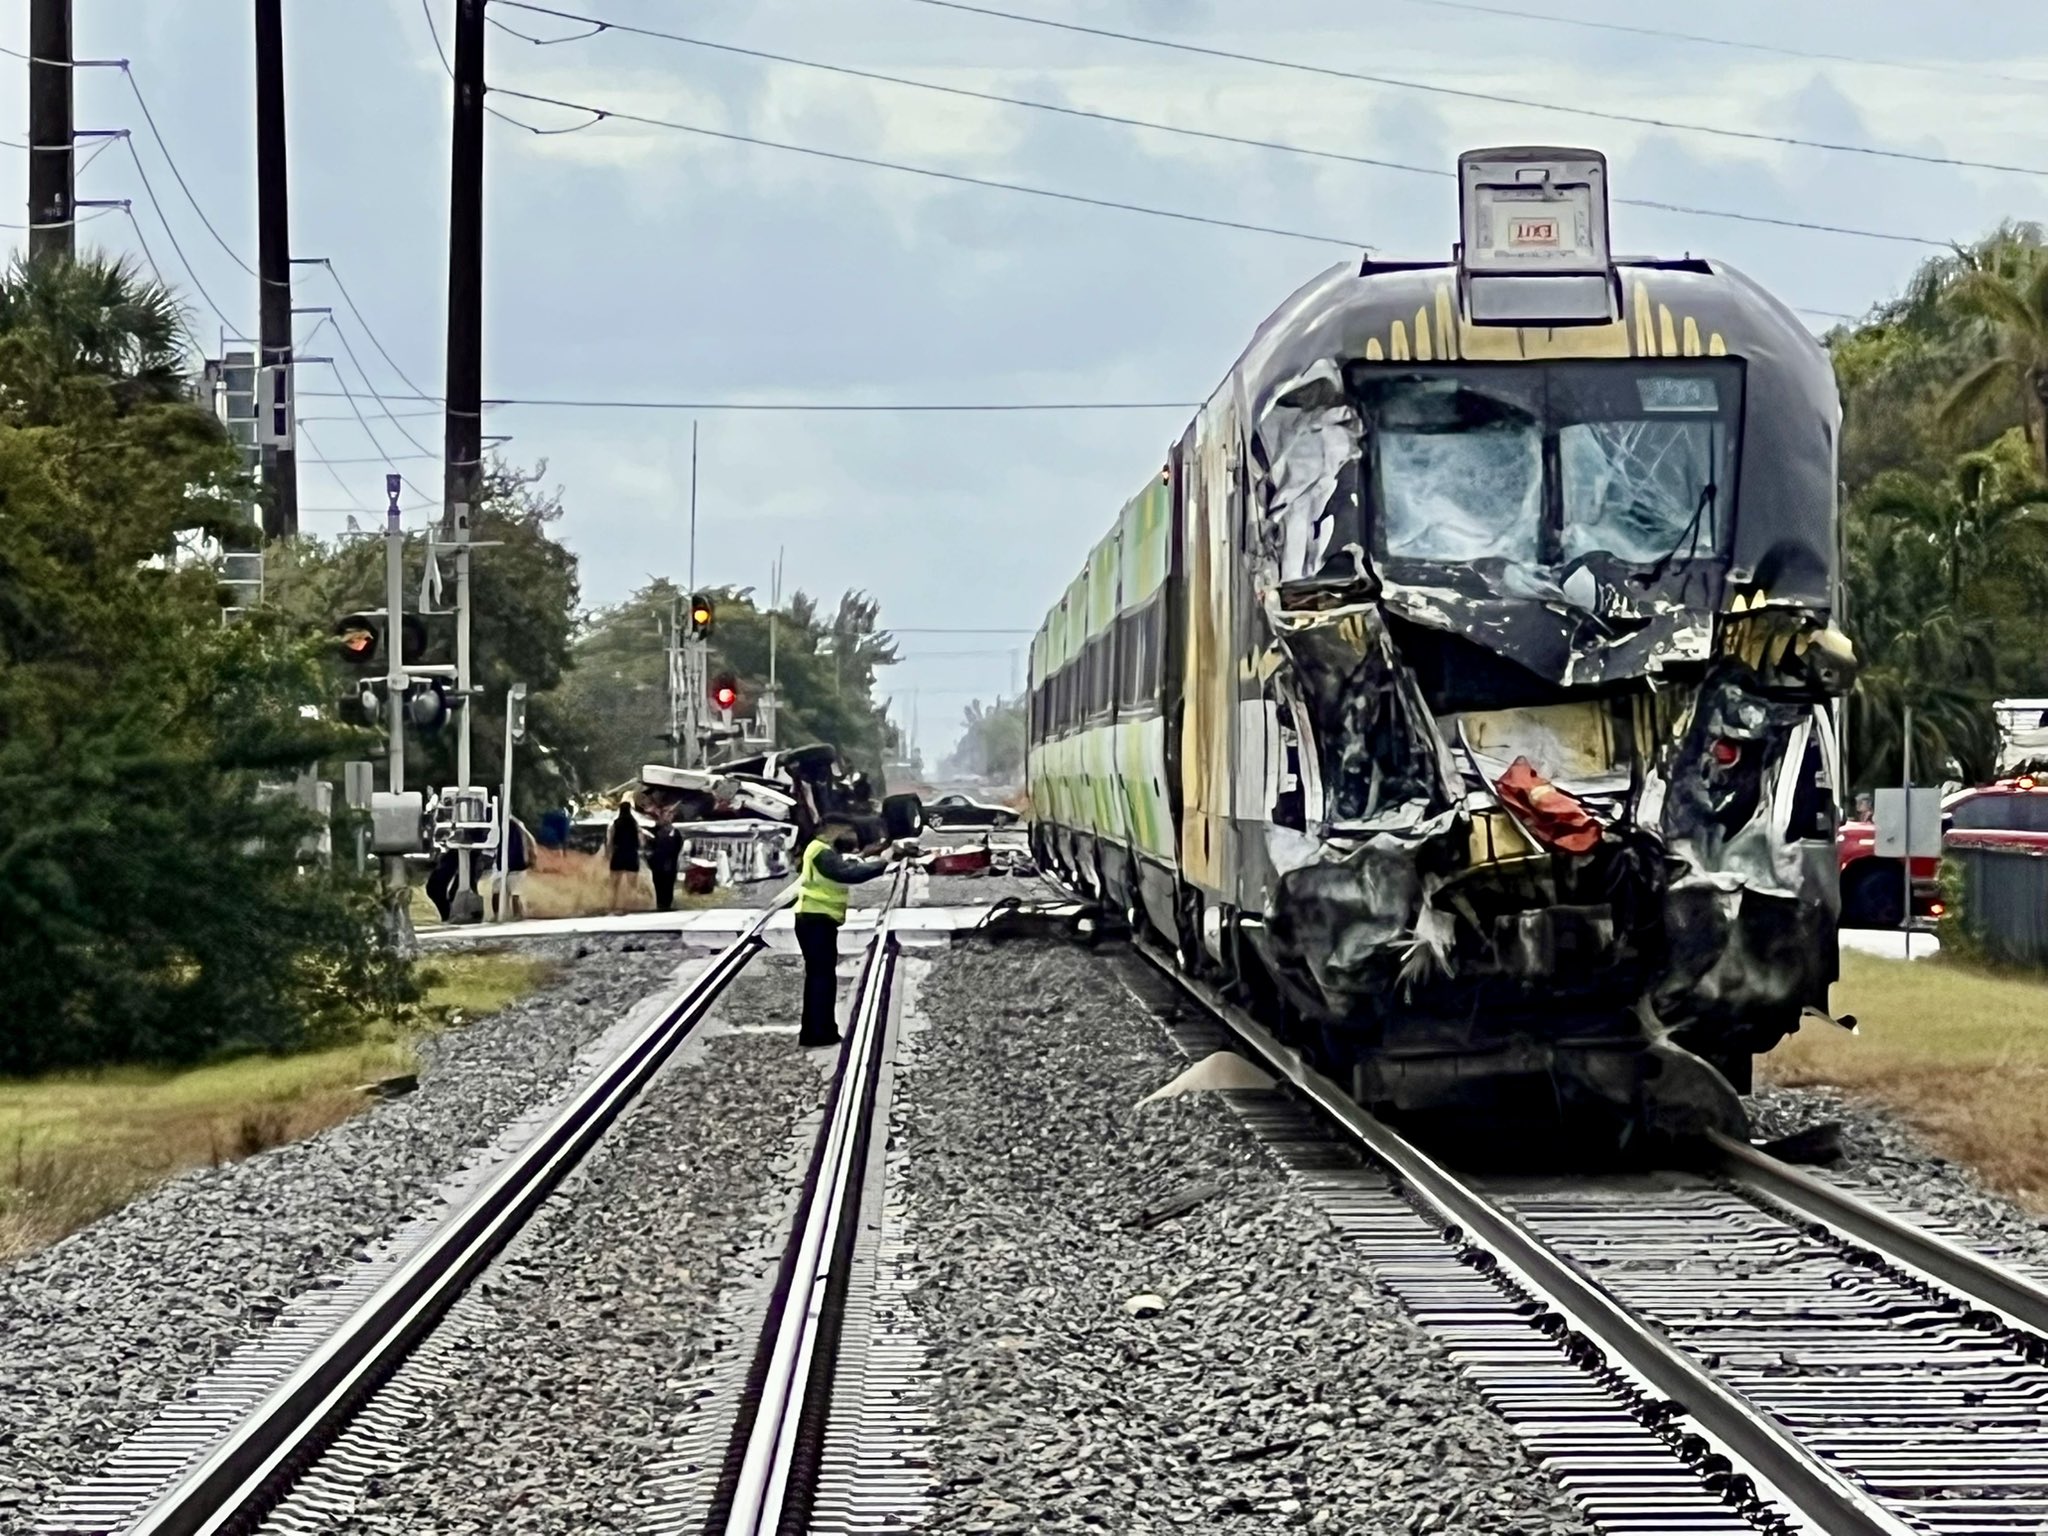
[633,744,923,856]
[1027,147,1855,1150]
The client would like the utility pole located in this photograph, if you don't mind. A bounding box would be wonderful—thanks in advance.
[764,546,783,749]
[27,0,74,262]
[444,0,486,919]
[666,592,683,769]
[496,681,526,924]
[683,421,703,768]
[383,476,412,947]
[254,0,299,540]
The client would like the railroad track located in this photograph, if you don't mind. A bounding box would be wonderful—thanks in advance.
[51,865,928,1536]
[689,865,918,1536]
[48,902,790,1536]
[1120,938,2048,1536]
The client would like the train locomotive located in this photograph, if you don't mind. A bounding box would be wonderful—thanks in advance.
[1026,148,1856,1150]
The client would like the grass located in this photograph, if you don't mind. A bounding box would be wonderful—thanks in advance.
[0,950,556,1263]
[411,847,725,926]
[1763,950,2048,1213]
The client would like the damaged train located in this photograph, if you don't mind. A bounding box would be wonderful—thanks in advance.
[1026,147,1856,1151]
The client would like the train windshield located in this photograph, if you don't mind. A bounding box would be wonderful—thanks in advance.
[1355,361,1741,575]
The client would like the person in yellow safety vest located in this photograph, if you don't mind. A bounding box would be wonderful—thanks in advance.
[794,817,900,1048]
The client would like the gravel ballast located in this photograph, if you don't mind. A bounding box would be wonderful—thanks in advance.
[1748,1083,2048,1276]
[326,956,828,1534]
[0,935,706,1519]
[899,941,1594,1535]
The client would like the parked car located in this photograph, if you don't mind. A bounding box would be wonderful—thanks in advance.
[923,792,1020,830]
[1837,776,2048,927]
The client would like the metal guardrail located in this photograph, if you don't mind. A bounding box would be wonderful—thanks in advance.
[1947,837,2048,965]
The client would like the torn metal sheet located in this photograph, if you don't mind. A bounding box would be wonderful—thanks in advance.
[1227,260,1850,1140]
[1028,150,1853,1147]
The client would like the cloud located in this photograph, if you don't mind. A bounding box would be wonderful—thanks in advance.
[11,0,2048,762]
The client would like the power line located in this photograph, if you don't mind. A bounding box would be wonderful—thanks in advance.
[328,310,439,458]
[906,0,2048,180]
[313,259,440,403]
[0,205,121,231]
[492,1,1945,249]
[308,355,397,466]
[100,56,434,421]
[119,136,249,334]
[302,408,444,422]
[118,207,210,360]
[420,0,453,74]
[119,64,266,280]
[297,422,375,511]
[1382,0,2048,88]
[486,86,1369,247]
[303,451,441,464]
[296,387,1201,410]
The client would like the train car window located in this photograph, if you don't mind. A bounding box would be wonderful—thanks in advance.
[1560,419,1724,564]
[1352,361,1741,575]
[1554,365,1738,565]
[1369,379,1543,564]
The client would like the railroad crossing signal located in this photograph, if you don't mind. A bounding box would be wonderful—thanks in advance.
[690,594,714,636]
[333,610,427,668]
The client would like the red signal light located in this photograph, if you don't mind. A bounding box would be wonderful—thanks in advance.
[1709,739,1742,767]
[714,684,737,710]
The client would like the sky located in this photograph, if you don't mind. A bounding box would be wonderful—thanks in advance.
[6,0,2048,764]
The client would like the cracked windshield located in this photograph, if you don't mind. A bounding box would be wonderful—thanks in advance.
[1368,363,1737,569]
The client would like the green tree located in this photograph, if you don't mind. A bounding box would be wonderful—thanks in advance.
[1832,223,2044,492]
[0,251,190,413]
[1842,506,2000,789]
[263,460,585,822]
[556,580,901,792]
[0,253,406,1072]
[944,697,1026,782]
[1941,237,2048,474]
[1856,446,2048,608]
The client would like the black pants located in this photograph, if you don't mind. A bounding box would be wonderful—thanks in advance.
[425,856,456,921]
[651,864,678,911]
[794,911,842,1044]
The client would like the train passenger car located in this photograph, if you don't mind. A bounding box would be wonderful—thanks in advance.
[1026,147,1856,1147]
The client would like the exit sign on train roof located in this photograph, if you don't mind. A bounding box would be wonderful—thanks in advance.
[1458,148,1611,276]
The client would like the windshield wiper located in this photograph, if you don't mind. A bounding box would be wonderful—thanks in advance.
[1633,481,1718,589]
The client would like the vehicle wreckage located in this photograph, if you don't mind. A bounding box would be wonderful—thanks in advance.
[1027,147,1855,1151]
[573,745,924,885]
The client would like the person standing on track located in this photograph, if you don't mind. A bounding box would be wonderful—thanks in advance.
[495,814,533,922]
[793,816,899,1048]
[648,805,684,913]
[604,797,644,914]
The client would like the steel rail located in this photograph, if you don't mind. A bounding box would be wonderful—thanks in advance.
[1126,939,1920,1536]
[711,864,910,1536]
[125,897,791,1536]
[1710,1128,2048,1344]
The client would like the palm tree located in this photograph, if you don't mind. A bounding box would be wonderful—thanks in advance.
[1939,238,2048,474]
[1843,508,2001,789]
[1857,451,2048,606]
[0,250,191,405]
